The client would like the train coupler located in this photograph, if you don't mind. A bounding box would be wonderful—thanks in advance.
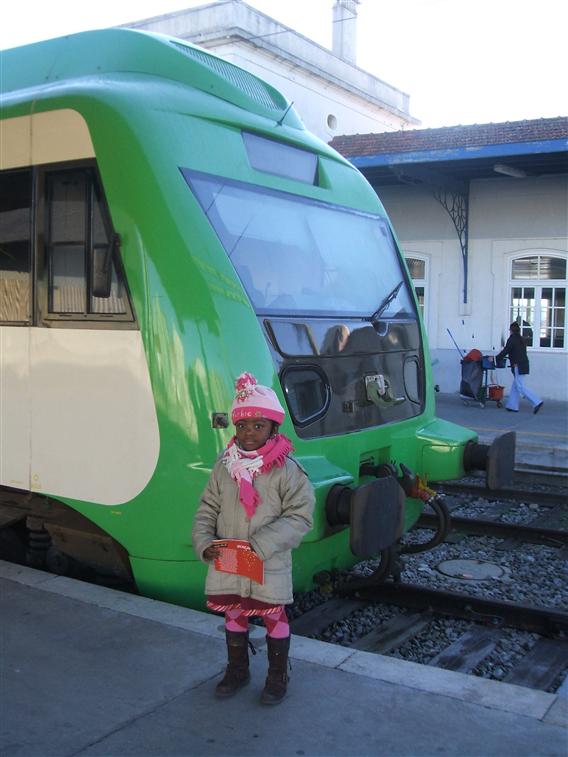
[326,474,405,559]
[463,431,516,490]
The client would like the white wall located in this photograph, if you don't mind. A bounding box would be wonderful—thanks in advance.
[209,42,408,140]
[125,0,418,142]
[377,175,568,401]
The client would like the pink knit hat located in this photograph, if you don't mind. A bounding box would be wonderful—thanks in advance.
[231,373,285,425]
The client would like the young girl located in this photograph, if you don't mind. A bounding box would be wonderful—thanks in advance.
[192,373,315,705]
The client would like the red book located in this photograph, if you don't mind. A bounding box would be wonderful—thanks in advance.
[212,539,264,584]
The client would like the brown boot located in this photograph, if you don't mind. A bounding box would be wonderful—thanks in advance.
[215,630,252,698]
[261,636,290,705]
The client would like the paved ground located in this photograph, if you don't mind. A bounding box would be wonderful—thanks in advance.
[1,562,566,757]
[435,391,568,471]
[2,394,566,757]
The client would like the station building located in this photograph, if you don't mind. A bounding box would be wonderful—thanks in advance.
[124,0,419,141]
[331,119,568,400]
[129,2,567,401]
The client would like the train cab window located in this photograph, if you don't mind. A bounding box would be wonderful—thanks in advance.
[44,169,130,320]
[0,169,32,323]
[281,367,330,426]
[183,169,415,321]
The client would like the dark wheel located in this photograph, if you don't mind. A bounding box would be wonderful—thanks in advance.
[497,400,503,408]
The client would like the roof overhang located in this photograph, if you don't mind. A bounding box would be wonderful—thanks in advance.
[345,138,568,187]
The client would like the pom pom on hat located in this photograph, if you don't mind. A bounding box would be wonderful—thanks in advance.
[231,373,285,425]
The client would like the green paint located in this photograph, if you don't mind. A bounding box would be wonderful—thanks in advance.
[2,29,477,608]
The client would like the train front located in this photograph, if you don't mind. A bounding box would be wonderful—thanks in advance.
[0,29,514,603]
[181,139,516,591]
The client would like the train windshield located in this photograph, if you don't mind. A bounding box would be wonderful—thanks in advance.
[183,169,416,320]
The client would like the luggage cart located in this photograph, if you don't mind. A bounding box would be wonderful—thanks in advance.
[459,351,504,408]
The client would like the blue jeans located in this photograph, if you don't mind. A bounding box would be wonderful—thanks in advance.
[506,367,541,411]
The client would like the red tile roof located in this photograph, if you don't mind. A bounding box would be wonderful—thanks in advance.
[329,117,568,158]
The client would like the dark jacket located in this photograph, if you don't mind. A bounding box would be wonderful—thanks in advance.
[496,333,529,375]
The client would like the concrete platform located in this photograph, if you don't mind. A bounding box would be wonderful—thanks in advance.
[435,392,568,472]
[1,561,566,757]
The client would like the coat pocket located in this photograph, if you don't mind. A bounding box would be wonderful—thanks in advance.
[253,565,293,604]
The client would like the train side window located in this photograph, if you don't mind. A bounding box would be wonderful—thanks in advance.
[90,186,127,315]
[48,172,88,313]
[42,168,132,322]
[0,169,32,323]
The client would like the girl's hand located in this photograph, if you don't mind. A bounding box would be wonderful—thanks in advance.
[203,544,221,561]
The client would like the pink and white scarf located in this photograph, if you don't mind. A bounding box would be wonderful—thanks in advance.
[222,434,293,519]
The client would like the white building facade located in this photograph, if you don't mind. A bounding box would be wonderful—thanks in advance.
[125,0,419,141]
[332,120,568,401]
[127,3,566,401]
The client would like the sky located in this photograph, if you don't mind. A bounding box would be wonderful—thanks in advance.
[1,0,567,129]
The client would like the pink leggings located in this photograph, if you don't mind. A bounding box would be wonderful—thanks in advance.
[225,607,290,639]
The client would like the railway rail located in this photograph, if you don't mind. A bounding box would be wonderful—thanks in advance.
[432,478,567,508]
[414,473,568,548]
[289,583,568,693]
[415,512,568,548]
[288,475,568,694]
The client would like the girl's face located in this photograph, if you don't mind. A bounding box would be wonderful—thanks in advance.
[235,418,274,451]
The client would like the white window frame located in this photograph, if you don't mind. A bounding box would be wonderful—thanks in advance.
[507,252,567,352]
[405,253,429,328]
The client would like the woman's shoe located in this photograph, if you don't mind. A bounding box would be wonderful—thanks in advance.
[506,408,518,412]
[533,402,543,415]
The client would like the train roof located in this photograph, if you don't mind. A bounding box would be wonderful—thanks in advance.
[1,28,304,129]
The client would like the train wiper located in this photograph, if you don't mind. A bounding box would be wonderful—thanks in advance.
[364,280,404,323]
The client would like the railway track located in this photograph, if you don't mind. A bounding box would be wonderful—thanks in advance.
[289,481,568,694]
[415,512,568,548]
[512,467,568,488]
[432,480,567,508]
[289,583,568,693]
[415,475,568,549]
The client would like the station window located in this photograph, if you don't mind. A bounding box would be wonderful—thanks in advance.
[0,169,32,323]
[509,254,566,349]
[405,255,427,322]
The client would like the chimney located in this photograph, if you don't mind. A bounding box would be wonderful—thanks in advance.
[332,0,361,64]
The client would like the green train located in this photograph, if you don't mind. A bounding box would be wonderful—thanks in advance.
[0,29,514,608]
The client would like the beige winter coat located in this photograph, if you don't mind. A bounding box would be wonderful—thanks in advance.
[192,456,315,605]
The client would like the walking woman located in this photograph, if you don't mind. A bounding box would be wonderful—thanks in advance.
[496,322,543,414]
